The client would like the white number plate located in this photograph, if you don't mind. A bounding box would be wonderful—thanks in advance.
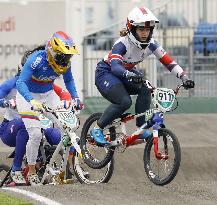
[57,110,78,128]
[157,90,175,102]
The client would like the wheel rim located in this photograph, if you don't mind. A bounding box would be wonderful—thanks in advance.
[83,117,114,164]
[74,154,113,184]
[146,131,179,183]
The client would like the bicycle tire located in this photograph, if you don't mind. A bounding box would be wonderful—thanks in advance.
[143,128,181,186]
[73,154,114,184]
[80,113,115,169]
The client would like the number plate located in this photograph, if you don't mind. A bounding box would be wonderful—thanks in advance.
[154,88,176,112]
[39,114,53,129]
[56,110,78,128]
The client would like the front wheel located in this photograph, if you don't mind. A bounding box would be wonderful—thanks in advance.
[143,128,181,186]
[68,153,114,184]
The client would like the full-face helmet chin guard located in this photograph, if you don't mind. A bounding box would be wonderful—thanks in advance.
[126,6,159,49]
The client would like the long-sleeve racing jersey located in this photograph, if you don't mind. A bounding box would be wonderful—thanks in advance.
[102,36,185,79]
[0,76,71,121]
[16,50,78,102]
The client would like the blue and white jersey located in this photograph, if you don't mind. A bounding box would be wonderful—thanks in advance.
[102,36,184,79]
[0,77,20,121]
[16,50,78,102]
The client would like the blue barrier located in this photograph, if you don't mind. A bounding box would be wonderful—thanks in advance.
[193,22,217,54]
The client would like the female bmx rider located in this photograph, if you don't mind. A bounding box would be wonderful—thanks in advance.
[16,31,83,185]
[91,6,195,145]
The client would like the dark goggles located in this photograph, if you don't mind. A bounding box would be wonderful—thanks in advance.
[54,53,72,67]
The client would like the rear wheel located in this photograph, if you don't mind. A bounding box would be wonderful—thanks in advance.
[144,128,181,186]
[80,113,116,169]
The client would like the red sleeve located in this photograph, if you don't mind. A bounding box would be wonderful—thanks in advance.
[53,84,71,101]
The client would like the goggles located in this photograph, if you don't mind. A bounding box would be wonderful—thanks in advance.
[53,52,72,67]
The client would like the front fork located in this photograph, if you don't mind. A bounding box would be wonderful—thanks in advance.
[152,112,167,160]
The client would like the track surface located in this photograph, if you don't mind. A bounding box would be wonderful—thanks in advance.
[1,114,217,205]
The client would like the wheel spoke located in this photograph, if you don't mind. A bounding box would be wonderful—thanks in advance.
[80,113,115,169]
[144,128,181,185]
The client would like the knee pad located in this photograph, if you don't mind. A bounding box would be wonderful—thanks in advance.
[44,128,61,145]
[17,129,29,143]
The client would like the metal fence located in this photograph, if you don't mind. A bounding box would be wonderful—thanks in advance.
[82,0,217,98]
[83,35,217,98]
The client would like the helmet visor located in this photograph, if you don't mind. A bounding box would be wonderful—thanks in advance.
[53,53,72,67]
[134,20,156,28]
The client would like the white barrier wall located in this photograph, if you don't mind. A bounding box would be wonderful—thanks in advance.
[0,1,65,83]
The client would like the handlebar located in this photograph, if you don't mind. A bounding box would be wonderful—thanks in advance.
[42,104,80,114]
[1,99,16,109]
[40,104,80,132]
[30,103,79,116]
[173,83,184,95]
[142,79,183,95]
[42,104,54,113]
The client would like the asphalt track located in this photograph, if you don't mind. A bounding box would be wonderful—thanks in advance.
[1,114,217,205]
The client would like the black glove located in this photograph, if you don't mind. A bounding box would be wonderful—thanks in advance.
[181,75,195,89]
[124,71,143,84]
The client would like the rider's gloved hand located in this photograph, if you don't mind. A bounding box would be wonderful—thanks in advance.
[180,75,195,89]
[30,99,44,112]
[124,70,143,84]
[73,98,84,110]
[63,100,72,109]
[7,99,16,109]
[0,99,16,109]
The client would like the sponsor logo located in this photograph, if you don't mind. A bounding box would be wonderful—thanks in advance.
[37,75,57,81]
[31,56,42,69]
[104,81,109,87]
[149,170,156,178]
[10,124,14,133]
[0,17,15,32]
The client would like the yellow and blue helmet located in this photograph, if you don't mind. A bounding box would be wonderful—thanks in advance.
[46,31,79,74]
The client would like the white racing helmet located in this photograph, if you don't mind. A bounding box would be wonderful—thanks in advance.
[126,6,159,49]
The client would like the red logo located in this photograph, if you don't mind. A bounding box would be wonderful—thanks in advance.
[0,17,16,32]
[139,7,148,15]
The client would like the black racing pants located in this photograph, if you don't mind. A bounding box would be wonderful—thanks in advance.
[97,82,151,128]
